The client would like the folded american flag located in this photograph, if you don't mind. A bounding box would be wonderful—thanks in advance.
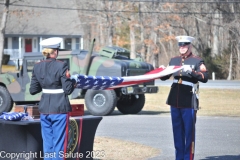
[75,65,182,90]
[0,112,28,121]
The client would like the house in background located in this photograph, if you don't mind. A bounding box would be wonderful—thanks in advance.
[4,35,83,65]
[1,0,84,65]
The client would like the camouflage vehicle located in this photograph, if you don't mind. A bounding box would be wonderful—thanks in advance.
[0,41,158,116]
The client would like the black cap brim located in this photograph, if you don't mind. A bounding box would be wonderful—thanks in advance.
[178,42,191,46]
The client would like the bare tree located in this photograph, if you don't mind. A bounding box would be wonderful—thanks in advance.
[73,0,240,79]
[0,0,9,72]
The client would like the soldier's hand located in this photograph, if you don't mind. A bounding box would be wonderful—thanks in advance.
[183,65,192,73]
[70,74,78,82]
[66,70,71,78]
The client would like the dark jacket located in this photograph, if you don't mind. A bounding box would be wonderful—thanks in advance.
[29,58,76,114]
[161,53,208,108]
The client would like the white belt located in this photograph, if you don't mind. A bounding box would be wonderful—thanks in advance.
[173,79,193,87]
[42,89,64,94]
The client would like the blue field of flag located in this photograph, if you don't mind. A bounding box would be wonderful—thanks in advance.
[75,75,124,90]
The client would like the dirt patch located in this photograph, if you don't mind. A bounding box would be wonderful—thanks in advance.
[93,137,160,160]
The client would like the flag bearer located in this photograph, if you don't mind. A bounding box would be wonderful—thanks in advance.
[161,35,208,160]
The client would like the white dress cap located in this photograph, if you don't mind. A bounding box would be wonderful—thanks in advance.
[40,37,63,49]
[176,36,195,43]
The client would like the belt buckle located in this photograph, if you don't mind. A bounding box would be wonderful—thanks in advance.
[178,78,182,84]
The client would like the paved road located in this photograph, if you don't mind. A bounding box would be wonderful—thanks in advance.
[95,113,240,160]
[155,79,240,89]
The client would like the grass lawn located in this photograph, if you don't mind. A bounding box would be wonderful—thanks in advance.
[144,86,240,117]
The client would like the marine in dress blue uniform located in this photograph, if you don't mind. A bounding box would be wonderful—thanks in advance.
[29,37,76,160]
[161,36,208,160]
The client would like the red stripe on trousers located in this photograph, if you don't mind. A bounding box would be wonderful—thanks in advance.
[63,113,69,160]
[190,111,196,160]
[76,117,83,160]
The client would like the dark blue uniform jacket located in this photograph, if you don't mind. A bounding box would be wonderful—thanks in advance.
[161,53,209,108]
[29,58,76,114]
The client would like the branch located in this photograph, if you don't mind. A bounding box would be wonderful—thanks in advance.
[9,0,24,5]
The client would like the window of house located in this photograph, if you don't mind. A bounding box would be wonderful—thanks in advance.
[34,39,37,48]
[64,38,72,49]
[4,38,8,49]
[76,38,80,50]
[12,37,19,49]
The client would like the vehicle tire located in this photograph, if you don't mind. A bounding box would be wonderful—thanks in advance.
[0,86,13,113]
[117,94,145,114]
[85,90,117,116]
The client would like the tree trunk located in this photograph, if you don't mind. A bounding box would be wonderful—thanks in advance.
[227,51,232,80]
[212,11,220,56]
[153,54,158,69]
[108,22,113,46]
[140,25,147,61]
[236,44,240,79]
[107,2,113,46]
[153,32,158,68]
[129,24,136,59]
[159,41,168,64]
[0,0,9,72]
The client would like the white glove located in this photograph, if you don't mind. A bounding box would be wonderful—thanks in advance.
[70,74,78,82]
[159,65,166,69]
[183,65,192,73]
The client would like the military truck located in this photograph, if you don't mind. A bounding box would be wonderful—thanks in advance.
[0,42,158,116]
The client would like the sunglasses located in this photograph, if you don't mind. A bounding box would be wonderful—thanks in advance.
[178,42,191,47]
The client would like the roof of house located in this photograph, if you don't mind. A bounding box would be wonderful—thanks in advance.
[0,0,84,37]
